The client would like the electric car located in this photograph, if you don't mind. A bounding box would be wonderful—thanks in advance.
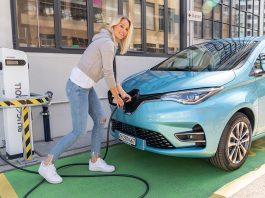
[109,37,265,171]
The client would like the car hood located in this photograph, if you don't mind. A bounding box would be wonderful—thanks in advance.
[122,70,235,95]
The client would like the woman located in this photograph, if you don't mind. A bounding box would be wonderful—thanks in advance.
[38,15,133,184]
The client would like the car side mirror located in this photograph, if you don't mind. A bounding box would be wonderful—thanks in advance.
[253,68,265,77]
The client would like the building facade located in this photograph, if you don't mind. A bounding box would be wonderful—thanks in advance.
[0,0,264,143]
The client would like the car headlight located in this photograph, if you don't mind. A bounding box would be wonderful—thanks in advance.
[161,87,223,104]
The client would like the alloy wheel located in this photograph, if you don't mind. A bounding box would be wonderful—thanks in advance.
[227,121,250,164]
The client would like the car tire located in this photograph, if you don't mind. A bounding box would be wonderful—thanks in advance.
[210,112,252,171]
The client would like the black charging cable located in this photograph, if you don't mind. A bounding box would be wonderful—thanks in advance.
[0,107,149,198]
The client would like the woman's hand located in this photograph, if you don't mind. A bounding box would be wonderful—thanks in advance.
[120,92,131,102]
[117,83,131,102]
[110,86,124,108]
[114,95,124,108]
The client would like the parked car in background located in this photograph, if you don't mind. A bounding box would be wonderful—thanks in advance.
[109,37,265,171]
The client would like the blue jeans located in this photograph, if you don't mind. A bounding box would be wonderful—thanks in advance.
[50,79,105,161]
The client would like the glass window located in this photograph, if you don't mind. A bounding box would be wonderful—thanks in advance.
[159,5,164,30]
[223,0,230,5]
[254,54,265,70]
[232,8,239,26]
[246,13,252,32]
[146,2,155,30]
[61,0,88,48]
[194,0,202,11]
[213,22,221,39]
[247,0,253,12]
[152,40,257,72]
[260,54,265,70]
[223,24,229,38]
[240,11,246,27]
[213,4,221,21]
[232,26,239,37]
[203,20,212,39]
[194,21,202,39]
[16,0,55,48]
[246,29,252,36]
[93,0,118,34]
[254,15,259,30]
[223,5,230,24]
[240,27,245,37]
[168,0,180,53]
[240,0,246,11]
[254,55,261,69]
[232,0,239,8]
[254,0,259,15]
[146,0,165,54]
[203,9,212,20]
[123,0,142,51]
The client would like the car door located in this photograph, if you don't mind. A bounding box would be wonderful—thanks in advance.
[254,52,265,134]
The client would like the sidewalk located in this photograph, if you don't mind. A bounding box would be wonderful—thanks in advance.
[211,164,265,198]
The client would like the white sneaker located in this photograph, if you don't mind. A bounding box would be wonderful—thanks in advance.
[89,158,115,173]
[38,161,63,184]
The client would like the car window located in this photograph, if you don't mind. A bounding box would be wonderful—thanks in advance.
[253,54,265,70]
[260,54,265,70]
[254,55,262,70]
[152,38,258,72]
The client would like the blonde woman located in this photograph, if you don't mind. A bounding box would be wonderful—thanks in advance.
[38,15,133,184]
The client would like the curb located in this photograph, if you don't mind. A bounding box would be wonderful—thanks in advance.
[210,164,265,198]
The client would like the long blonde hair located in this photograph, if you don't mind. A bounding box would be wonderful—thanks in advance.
[108,15,133,55]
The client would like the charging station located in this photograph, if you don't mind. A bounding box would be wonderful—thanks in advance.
[0,48,34,159]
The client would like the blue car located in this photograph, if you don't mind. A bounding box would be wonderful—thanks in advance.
[109,37,265,170]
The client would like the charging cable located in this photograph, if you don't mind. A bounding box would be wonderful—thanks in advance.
[0,107,149,198]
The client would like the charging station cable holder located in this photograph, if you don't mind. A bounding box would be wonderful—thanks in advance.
[0,92,52,164]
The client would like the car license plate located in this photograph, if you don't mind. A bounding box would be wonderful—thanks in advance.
[119,132,136,146]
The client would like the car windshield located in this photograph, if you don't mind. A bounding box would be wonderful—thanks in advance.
[152,38,257,72]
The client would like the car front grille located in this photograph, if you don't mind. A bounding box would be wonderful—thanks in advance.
[111,120,175,149]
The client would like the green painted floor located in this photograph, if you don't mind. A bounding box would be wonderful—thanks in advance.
[5,137,265,198]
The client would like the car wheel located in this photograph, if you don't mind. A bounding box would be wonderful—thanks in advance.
[210,112,252,171]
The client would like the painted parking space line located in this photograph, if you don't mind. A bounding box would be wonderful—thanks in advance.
[210,163,265,198]
[0,173,18,198]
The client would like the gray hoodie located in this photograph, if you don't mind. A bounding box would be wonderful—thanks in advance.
[77,29,116,89]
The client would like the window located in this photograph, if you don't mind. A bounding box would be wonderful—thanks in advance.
[159,5,164,30]
[195,0,260,40]
[203,20,212,39]
[254,54,265,70]
[213,22,221,39]
[13,1,181,55]
[261,54,265,70]
[93,0,118,34]
[16,0,55,48]
[61,0,88,48]
[146,3,155,30]
[254,0,259,15]
[168,0,180,53]
[123,0,142,51]
[146,0,165,54]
